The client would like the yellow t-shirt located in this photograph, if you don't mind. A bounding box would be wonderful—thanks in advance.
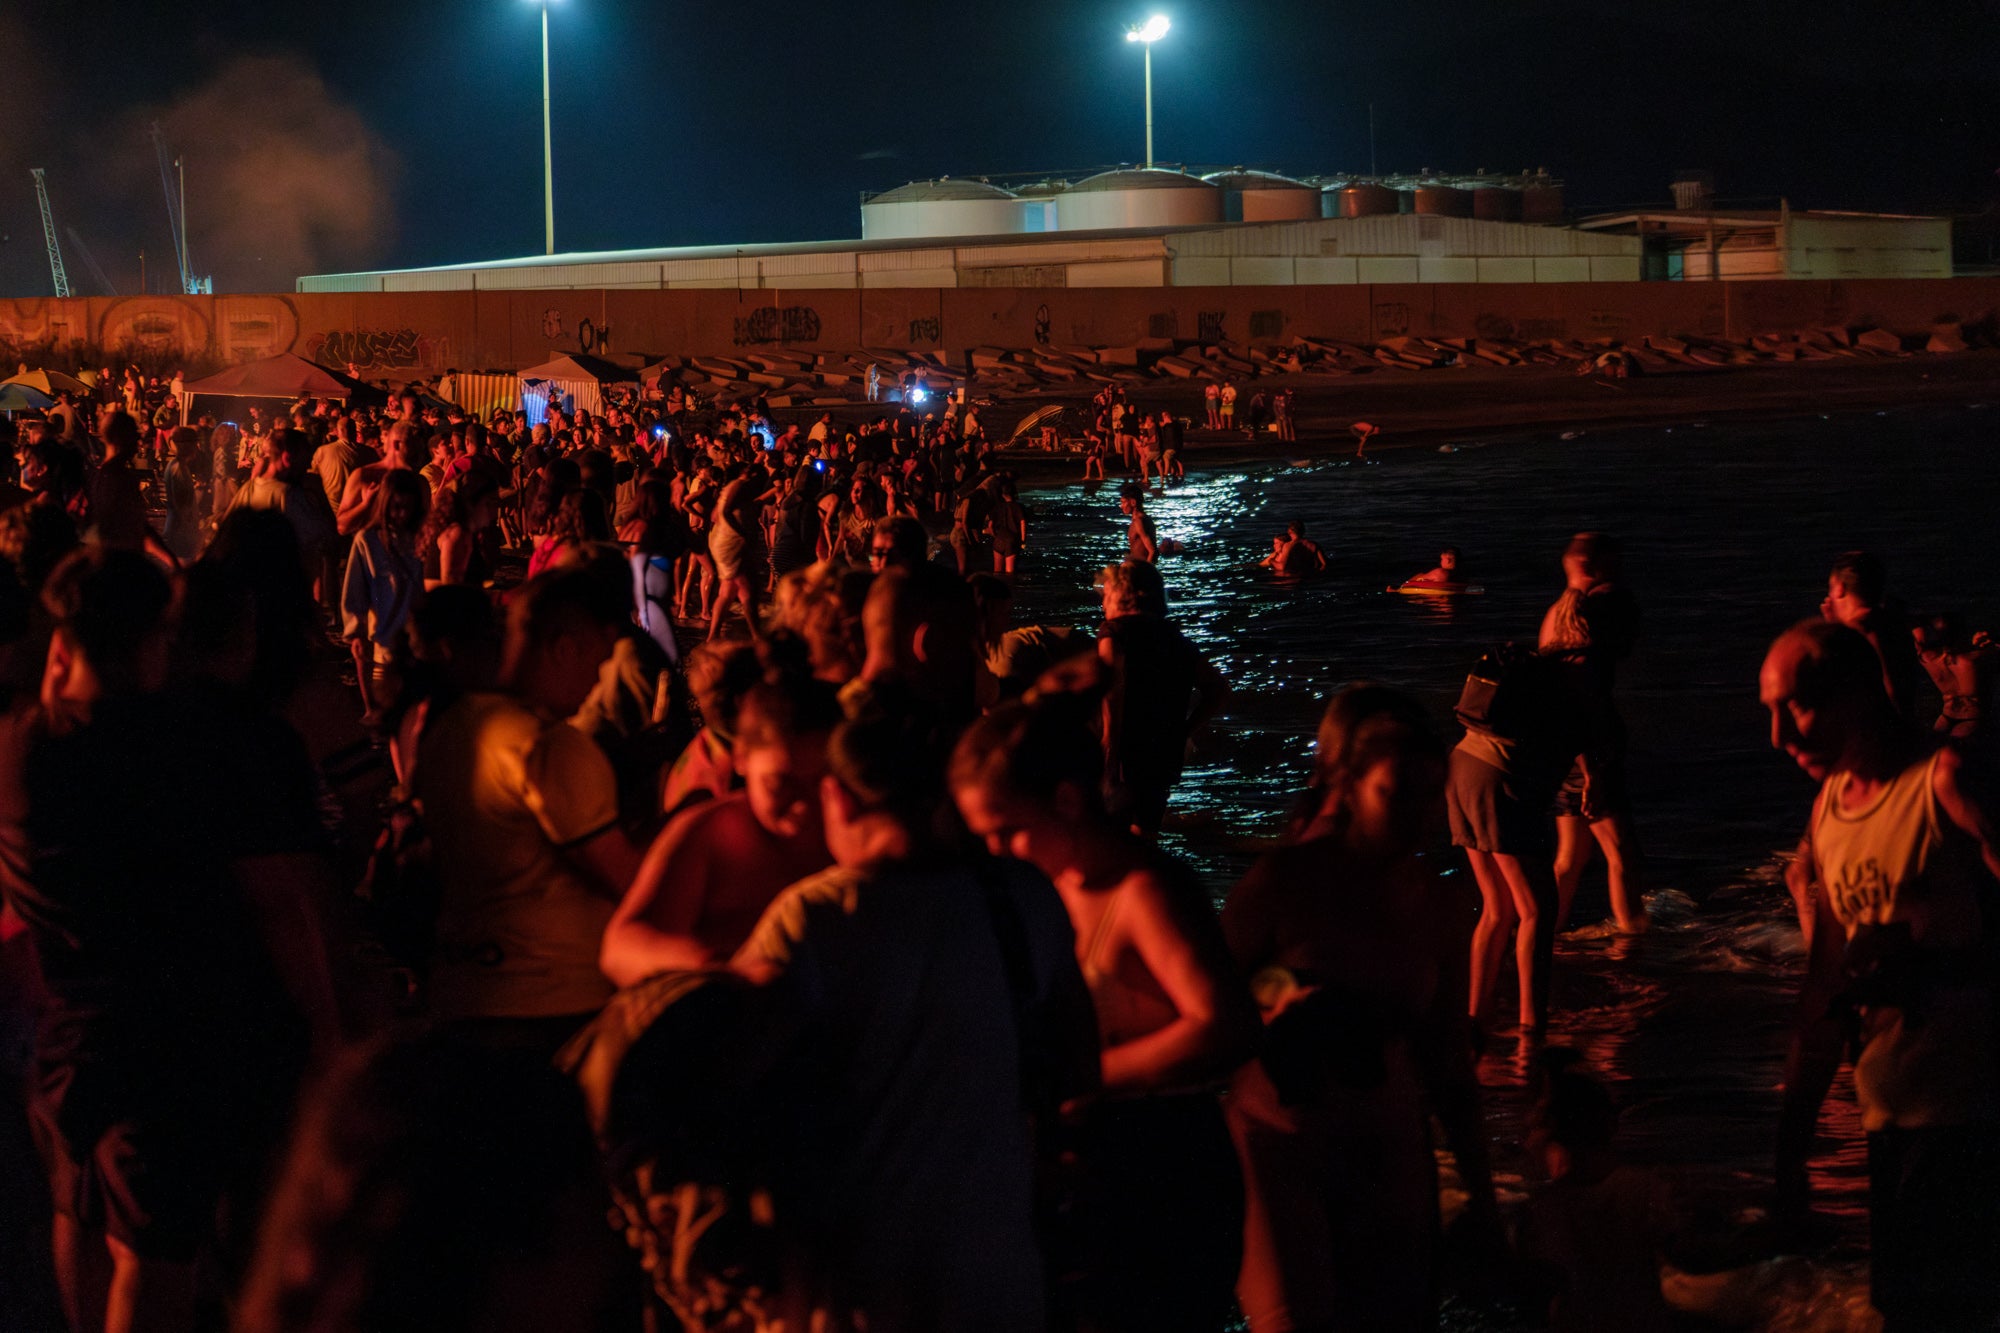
[413,693,620,1020]
[1812,751,1998,1130]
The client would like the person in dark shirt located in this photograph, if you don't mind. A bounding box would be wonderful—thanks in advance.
[2,548,342,1331]
[84,410,175,566]
[1096,560,1227,834]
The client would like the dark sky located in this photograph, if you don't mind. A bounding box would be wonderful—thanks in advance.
[3,0,1997,295]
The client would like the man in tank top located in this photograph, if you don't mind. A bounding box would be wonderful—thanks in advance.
[1761,620,2000,1330]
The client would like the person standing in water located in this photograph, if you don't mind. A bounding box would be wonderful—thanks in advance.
[1118,483,1157,564]
[1763,620,2000,1331]
[1541,532,1647,934]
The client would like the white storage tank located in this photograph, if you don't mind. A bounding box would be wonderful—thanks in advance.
[1055,168,1223,231]
[1203,169,1320,222]
[860,178,1030,240]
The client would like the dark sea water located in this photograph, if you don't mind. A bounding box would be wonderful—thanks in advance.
[1009,405,2000,1331]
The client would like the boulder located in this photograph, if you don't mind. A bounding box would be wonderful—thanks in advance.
[1855,328,1905,354]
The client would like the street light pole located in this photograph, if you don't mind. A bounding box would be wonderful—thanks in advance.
[540,2,555,254]
[1125,16,1170,170]
[1142,42,1154,169]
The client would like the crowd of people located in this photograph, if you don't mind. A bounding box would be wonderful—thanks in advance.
[0,369,1995,1333]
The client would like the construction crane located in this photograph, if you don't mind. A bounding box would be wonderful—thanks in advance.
[29,168,72,298]
[149,123,211,295]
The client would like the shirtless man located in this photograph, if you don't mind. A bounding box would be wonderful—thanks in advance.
[1119,483,1157,564]
[336,420,430,536]
[600,673,839,982]
[1763,621,2000,1330]
[1405,546,1464,587]
[1260,521,1325,578]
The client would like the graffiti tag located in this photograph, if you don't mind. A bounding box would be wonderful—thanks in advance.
[311,328,427,369]
[578,317,612,354]
[1372,303,1410,338]
[732,306,822,345]
[1034,303,1052,345]
[907,316,942,344]
[1196,310,1227,343]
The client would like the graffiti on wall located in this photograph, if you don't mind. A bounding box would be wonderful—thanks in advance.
[733,306,822,345]
[1196,311,1227,343]
[1034,304,1052,345]
[309,328,427,369]
[907,316,941,344]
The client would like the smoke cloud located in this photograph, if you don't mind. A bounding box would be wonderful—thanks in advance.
[100,54,397,293]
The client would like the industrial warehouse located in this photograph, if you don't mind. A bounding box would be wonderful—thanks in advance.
[297,166,1950,294]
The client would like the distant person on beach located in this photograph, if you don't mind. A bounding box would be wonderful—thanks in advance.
[1119,482,1158,564]
[1204,381,1221,430]
[1219,382,1238,432]
[1820,550,1921,720]
[1406,546,1464,587]
[1351,421,1380,457]
[1274,388,1296,443]
[1763,620,2000,1331]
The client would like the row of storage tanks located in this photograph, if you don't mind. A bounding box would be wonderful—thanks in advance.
[858,169,1566,240]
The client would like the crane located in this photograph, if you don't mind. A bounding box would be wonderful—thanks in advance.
[30,168,72,298]
[151,122,195,295]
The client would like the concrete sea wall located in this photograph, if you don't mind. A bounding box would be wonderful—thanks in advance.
[3,278,1998,376]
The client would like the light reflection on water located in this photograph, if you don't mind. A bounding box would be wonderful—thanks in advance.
[1010,408,1997,1329]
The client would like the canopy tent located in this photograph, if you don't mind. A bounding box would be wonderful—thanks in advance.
[517,353,638,425]
[3,366,93,397]
[181,353,371,401]
[0,383,54,413]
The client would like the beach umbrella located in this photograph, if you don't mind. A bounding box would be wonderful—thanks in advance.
[3,366,93,397]
[0,383,55,412]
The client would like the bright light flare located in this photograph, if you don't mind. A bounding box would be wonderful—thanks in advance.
[1126,15,1170,43]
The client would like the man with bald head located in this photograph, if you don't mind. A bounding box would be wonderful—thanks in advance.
[1762,619,2000,1329]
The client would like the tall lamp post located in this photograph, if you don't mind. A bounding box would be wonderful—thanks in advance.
[1125,15,1170,169]
[531,0,557,254]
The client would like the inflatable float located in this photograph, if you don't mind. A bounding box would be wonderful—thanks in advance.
[1389,580,1484,597]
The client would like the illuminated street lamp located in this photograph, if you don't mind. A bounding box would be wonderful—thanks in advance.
[1125,14,1170,169]
[529,0,557,254]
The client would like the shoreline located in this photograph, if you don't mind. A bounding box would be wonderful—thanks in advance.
[975,350,2000,472]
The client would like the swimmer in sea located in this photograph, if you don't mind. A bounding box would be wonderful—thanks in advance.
[1258,521,1325,578]
[1119,482,1158,564]
[1405,546,1464,587]
[1913,612,1994,740]
[1351,421,1380,458]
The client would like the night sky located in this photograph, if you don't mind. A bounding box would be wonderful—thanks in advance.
[2,0,1996,295]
